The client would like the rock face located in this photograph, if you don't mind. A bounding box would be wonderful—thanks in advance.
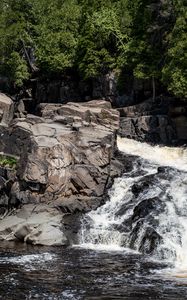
[169,105,187,141]
[0,99,121,245]
[0,93,14,126]
[118,98,177,144]
[1,90,186,246]
[34,72,118,105]
[119,115,176,144]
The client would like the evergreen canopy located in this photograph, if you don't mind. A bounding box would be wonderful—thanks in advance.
[0,0,186,98]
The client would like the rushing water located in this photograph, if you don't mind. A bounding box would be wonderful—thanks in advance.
[1,137,187,299]
[79,138,187,279]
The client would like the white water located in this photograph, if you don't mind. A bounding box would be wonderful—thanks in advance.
[0,253,56,271]
[79,137,187,273]
[118,137,187,172]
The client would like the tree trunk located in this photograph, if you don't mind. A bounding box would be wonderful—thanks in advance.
[152,76,156,102]
[21,39,38,73]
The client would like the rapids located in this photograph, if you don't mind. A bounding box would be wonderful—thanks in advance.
[79,137,187,274]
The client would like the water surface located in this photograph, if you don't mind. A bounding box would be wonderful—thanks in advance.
[0,243,187,300]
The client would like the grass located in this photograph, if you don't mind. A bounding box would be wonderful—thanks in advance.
[0,154,17,169]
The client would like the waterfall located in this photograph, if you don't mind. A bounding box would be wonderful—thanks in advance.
[78,137,187,269]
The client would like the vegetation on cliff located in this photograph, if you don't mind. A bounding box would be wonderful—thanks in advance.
[0,0,186,98]
[0,154,17,169]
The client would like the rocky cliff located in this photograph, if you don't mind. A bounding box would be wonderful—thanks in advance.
[15,73,187,146]
[118,97,187,145]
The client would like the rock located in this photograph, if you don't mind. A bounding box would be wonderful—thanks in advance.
[119,115,176,144]
[24,223,68,246]
[35,79,82,104]
[38,100,119,131]
[0,93,14,126]
[0,165,18,213]
[129,221,162,255]
[34,72,118,105]
[131,181,150,197]
[117,97,187,144]
[1,100,119,213]
[132,197,164,222]
[0,100,121,244]
[172,115,187,141]
[0,204,68,246]
[118,98,169,118]
[139,227,162,254]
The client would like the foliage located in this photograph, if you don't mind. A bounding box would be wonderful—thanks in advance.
[0,0,186,98]
[0,154,17,169]
[162,0,187,98]
[77,4,127,78]
[32,0,81,73]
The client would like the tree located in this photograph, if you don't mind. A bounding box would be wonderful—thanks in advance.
[32,0,81,74]
[123,0,175,100]
[162,0,187,98]
[0,0,33,86]
[76,0,129,78]
[0,0,186,100]
[0,0,81,86]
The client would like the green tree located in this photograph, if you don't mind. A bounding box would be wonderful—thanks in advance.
[123,0,175,100]
[76,0,129,78]
[0,0,81,86]
[162,0,187,98]
[32,0,81,74]
[0,0,33,86]
[0,0,186,100]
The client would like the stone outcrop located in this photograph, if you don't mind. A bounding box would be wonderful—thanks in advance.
[0,93,14,126]
[0,99,122,245]
[34,72,118,105]
[118,98,178,144]
[119,115,176,144]
[169,105,187,141]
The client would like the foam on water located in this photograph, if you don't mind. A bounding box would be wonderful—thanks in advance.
[75,243,125,252]
[0,253,56,270]
[118,137,187,172]
[78,137,187,274]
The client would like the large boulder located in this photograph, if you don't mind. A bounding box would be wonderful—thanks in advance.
[38,100,119,130]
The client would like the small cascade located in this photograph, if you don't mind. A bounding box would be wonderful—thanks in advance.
[118,137,187,172]
[78,137,187,269]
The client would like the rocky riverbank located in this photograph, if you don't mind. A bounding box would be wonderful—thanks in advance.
[0,94,125,245]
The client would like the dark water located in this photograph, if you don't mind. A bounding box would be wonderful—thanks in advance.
[0,243,187,300]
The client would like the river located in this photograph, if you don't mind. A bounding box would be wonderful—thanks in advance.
[0,243,187,299]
